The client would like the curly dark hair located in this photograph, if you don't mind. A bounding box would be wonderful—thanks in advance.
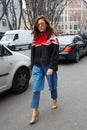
[32,15,58,39]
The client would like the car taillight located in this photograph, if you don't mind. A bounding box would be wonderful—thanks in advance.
[64,45,72,52]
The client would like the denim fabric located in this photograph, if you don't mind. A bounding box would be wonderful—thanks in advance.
[32,65,58,92]
[31,89,57,109]
[51,88,58,100]
[31,91,40,108]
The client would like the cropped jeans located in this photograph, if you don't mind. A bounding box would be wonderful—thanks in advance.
[31,88,57,108]
[31,63,58,109]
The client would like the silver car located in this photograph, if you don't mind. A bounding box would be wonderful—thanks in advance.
[0,44,31,94]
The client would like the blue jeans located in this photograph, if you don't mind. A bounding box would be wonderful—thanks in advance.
[32,65,58,92]
[31,88,57,108]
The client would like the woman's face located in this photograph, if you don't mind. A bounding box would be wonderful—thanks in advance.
[36,19,47,33]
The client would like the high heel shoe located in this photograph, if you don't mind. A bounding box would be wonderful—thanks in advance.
[52,99,57,109]
[29,110,39,125]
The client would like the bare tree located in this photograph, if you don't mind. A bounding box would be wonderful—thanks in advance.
[23,0,71,29]
[0,0,23,30]
[0,0,71,30]
[0,0,10,21]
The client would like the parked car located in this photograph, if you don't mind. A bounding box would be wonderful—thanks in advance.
[81,32,87,43]
[58,35,87,62]
[0,32,4,40]
[81,32,87,39]
[0,43,31,94]
[0,30,33,51]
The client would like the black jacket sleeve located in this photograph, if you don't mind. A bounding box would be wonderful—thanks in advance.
[31,42,35,70]
[49,38,59,71]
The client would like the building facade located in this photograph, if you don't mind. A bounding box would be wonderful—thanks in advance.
[58,0,87,34]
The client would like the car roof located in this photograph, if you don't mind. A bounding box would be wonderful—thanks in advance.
[57,35,81,45]
[5,30,32,34]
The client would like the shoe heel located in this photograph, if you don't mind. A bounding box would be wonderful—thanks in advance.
[29,110,39,125]
[52,99,57,109]
[36,111,39,121]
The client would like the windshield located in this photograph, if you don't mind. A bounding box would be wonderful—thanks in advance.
[1,34,14,42]
[58,35,75,45]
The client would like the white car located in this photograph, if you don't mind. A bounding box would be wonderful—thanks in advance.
[0,44,31,94]
[0,30,32,51]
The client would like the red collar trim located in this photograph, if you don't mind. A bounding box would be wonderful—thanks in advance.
[34,32,48,46]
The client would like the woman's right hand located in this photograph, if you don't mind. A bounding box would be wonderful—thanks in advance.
[46,69,53,76]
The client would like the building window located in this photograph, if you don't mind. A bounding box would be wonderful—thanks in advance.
[62,25,64,29]
[74,25,77,30]
[65,10,67,14]
[70,17,72,21]
[74,16,76,21]
[78,16,81,21]
[73,2,77,6]
[69,1,72,6]
[65,25,67,29]
[70,25,72,29]
[78,1,81,6]
[70,10,73,14]
[59,17,63,22]
[65,16,67,21]
[74,10,76,14]
[78,24,80,29]
[78,10,81,14]
[58,25,60,30]
[2,19,6,26]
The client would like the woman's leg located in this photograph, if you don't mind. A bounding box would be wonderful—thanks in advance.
[46,71,58,109]
[31,91,40,109]
[30,91,40,125]
[51,88,57,100]
[30,65,45,124]
[51,88,58,109]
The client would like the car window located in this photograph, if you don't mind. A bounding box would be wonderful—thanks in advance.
[0,45,11,56]
[14,34,18,40]
[73,36,82,43]
[3,47,12,56]
[58,35,75,45]
[1,34,14,41]
[82,32,87,39]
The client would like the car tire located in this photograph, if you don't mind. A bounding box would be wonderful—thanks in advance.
[74,51,79,63]
[10,45,16,51]
[12,68,30,93]
[28,44,31,49]
[19,48,22,51]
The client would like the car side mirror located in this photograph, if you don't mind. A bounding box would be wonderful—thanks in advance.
[0,45,4,56]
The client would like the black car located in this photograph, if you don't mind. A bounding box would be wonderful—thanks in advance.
[81,32,87,43]
[58,35,87,62]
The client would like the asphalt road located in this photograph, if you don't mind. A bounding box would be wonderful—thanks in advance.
[0,50,87,130]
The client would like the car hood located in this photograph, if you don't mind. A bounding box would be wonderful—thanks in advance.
[0,40,9,46]
[7,50,31,66]
[13,51,30,61]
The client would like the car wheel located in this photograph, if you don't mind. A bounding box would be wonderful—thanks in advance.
[28,44,31,49]
[10,45,16,51]
[12,68,30,93]
[74,51,79,63]
[19,48,22,51]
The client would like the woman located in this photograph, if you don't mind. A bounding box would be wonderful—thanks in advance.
[30,15,59,125]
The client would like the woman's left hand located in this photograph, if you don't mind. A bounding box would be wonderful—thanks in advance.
[46,69,53,76]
